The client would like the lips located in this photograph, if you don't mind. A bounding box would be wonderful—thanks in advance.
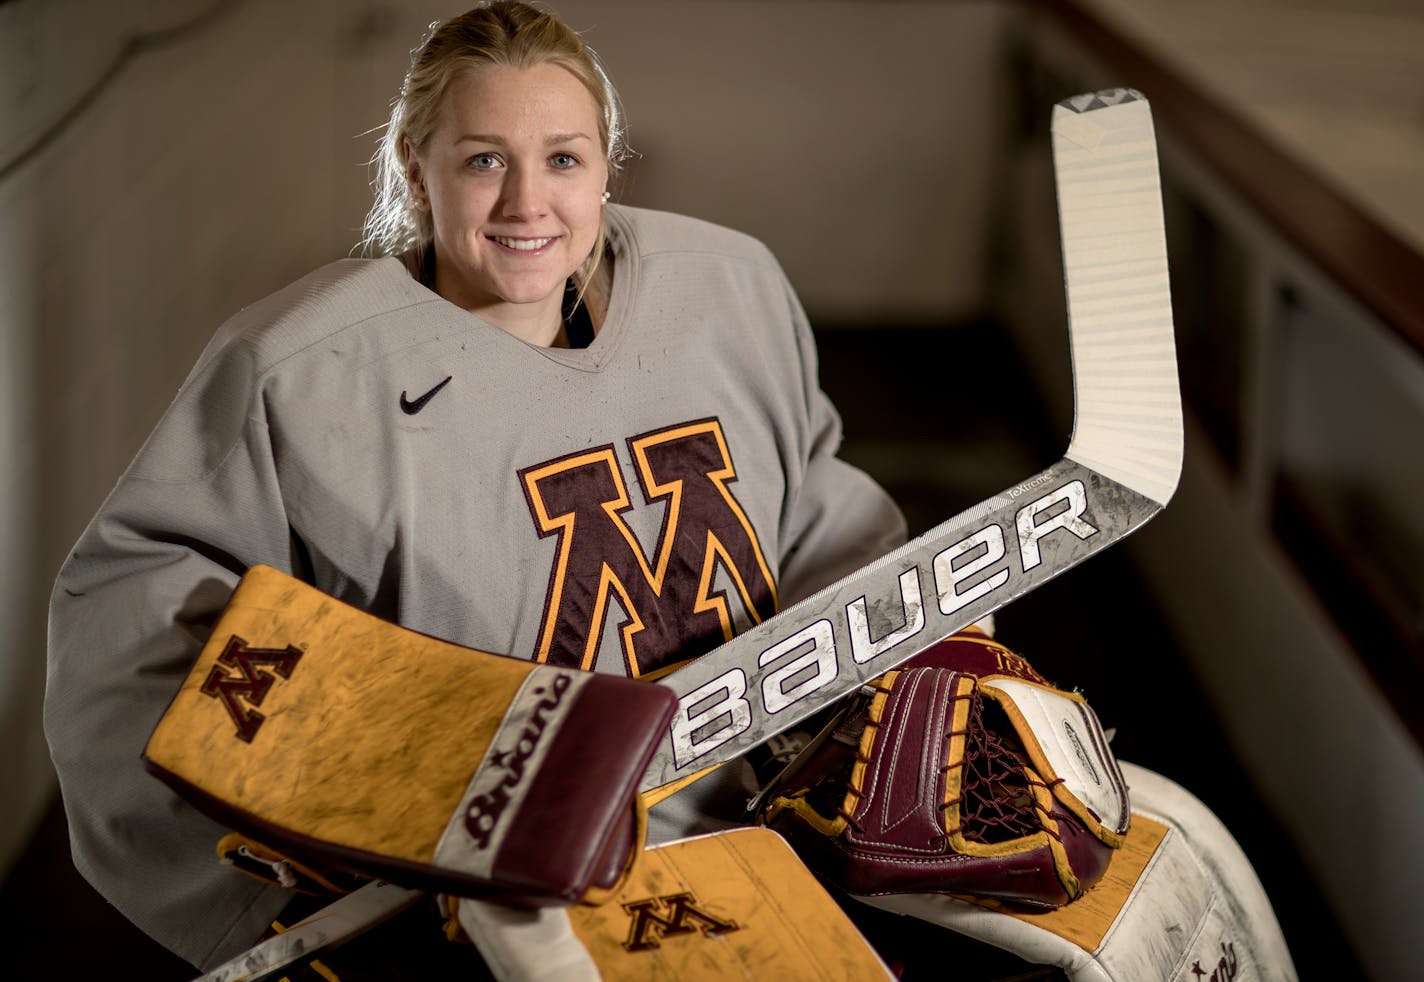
[489,235,557,252]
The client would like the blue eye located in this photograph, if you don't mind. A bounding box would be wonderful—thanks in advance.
[467,153,501,170]
[550,152,578,169]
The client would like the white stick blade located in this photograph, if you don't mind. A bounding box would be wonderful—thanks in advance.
[1055,90,1182,507]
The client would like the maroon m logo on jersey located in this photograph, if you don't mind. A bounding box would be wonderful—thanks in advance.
[198,635,303,742]
[621,891,739,952]
[521,418,777,677]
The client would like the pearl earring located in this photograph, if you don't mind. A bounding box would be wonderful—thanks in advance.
[601,191,611,204]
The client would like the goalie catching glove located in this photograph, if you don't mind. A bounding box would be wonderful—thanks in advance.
[143,564,676,907]
[760,632,1129,908]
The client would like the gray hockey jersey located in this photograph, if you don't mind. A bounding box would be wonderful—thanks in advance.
[45,205,905,968]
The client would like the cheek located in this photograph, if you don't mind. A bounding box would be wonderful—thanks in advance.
[577,202,604,240]
[568,193,605,241]
[429,182,492,236]
[570,167,608,239]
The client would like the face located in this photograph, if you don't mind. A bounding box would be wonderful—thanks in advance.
[408,63,608,341]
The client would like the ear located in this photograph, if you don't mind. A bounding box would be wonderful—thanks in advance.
[403,137,428,210]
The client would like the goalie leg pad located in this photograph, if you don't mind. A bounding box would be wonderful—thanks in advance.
[455,827,896,981]
[143,564,676,906]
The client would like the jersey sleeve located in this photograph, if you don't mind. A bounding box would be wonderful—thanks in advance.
[45,335,296,970]
[774,282,908,607]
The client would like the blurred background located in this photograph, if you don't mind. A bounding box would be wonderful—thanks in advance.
[2,0,1421,977]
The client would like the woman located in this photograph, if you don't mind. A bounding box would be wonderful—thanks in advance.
[45,1,905,973]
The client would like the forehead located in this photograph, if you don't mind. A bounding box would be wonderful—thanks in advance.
[437,62,602,138]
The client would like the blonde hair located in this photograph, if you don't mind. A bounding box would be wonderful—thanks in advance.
[361,1,628,297]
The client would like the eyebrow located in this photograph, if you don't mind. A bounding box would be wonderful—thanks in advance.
[455,132,595,146]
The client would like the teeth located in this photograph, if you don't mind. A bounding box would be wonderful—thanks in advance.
[492,236,552,251]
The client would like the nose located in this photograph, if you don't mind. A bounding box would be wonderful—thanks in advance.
[499,163,548,221]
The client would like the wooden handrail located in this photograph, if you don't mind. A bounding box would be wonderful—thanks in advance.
[1038,0,1424,360]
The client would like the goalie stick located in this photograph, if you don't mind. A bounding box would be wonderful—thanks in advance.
[193,88,1180,982]
[640,86,1180,795]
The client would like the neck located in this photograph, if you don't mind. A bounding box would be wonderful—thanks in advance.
[476,296,566,347]
[431,268,565,348]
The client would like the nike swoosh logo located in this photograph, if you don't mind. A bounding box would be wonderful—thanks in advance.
[399,375,452,415]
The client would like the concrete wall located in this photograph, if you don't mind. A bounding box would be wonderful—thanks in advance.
[0,0,1013,876]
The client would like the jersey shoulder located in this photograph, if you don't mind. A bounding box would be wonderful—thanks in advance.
[200,257,435,375]
[128,259,438,482]
[608,205,781,273]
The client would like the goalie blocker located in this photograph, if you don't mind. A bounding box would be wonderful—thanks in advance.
[142,564,676,906]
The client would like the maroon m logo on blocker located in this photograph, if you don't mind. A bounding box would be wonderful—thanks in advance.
[199,636,303,742]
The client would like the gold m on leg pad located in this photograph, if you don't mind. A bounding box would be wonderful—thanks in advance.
[143,564,676,905]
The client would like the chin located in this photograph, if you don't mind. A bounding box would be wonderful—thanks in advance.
[494,279,570,306]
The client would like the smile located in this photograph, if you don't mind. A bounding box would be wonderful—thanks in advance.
[490,235,556,252]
